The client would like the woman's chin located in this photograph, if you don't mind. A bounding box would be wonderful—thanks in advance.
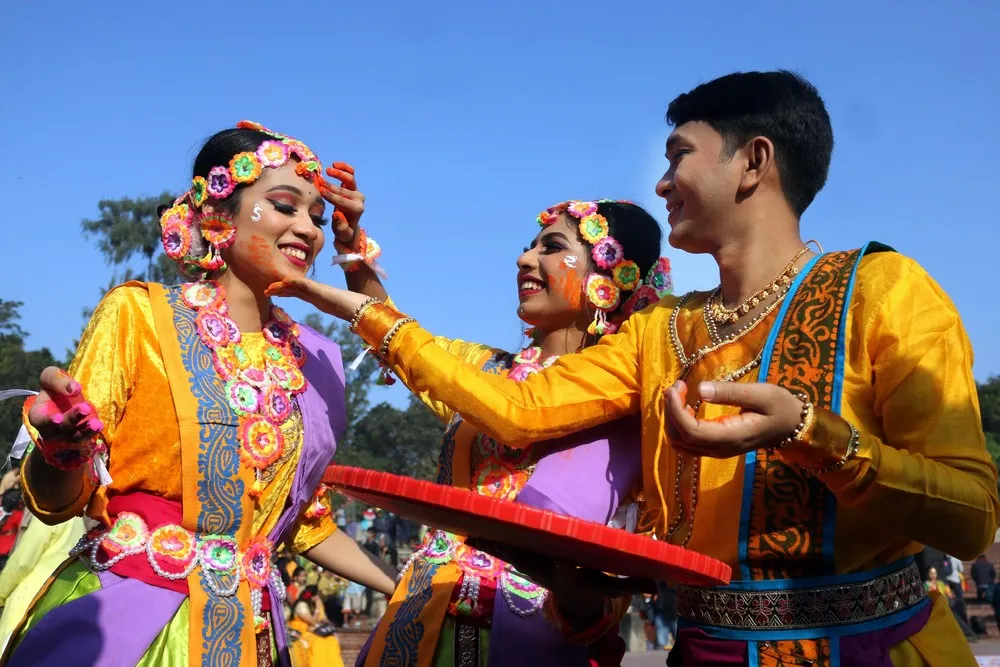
[516,308,543,327]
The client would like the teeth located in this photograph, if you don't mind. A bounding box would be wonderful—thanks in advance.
[281,247,307,261]
[520,281,544,291]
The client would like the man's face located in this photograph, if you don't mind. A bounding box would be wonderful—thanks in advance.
[654,121,745,254]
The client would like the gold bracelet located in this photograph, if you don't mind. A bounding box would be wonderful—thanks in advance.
[813,423,860,475]
[775,392,812,450]
[348,297,381,334]
[379,317,416,358]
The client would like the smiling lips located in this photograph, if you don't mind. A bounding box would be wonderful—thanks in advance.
[518,276,545,299]
[279,243,309,267]
[666,199,683,223]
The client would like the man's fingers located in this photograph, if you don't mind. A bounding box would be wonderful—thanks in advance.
[699,381,773,412]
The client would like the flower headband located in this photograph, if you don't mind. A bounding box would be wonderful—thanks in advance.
[537,199,673,335]
[159,121,323,276]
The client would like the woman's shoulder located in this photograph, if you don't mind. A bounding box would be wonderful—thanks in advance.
[100,280,152,308]
[90,281,154,327]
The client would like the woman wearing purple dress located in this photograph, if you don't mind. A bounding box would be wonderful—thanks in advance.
[281,182,674,667]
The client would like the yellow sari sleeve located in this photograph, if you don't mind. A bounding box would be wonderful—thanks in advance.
[287,515,337,555]
[785,255,999,559]
[355,302,647,447]
[20,284,145,523]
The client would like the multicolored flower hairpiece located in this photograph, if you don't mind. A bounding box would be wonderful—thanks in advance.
[537,199,674,335]
[159,121,323,277]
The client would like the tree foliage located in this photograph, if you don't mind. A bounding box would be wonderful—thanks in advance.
[979,377,1000,495]
[0,301,59,460]
[344,396,444,481]
[979,376,1000,443]
[81,193,182,285]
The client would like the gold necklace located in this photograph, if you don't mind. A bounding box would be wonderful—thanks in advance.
[706,247,809,325]
[704,280,792,346]
[662,292,775,546]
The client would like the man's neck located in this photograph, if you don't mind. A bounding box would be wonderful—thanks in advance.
[712,217,807,307]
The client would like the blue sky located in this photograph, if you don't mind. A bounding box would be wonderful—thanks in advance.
[2,1,999,411]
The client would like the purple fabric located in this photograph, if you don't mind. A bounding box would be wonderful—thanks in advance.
[267,325,346,666]
[7,569,186,667]
[490,600,590,666]
[485,418,641,666]
[666,602,932,667]
[8,326,347,667]
[840,602,932,667]
[516,418,642,525]
[355,419,643,667]
[354,628,376,667]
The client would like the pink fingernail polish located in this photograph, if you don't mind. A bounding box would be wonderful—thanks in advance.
[66,381,80,395]
[51,413,64,425]
[77,404,92,417]
[88,418,104,432]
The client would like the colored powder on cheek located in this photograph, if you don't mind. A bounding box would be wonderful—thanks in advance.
[548,271,584,309]
[247,234,290,283]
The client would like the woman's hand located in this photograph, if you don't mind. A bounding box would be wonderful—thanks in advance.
[28,367,103,445]
[266,277,371,322]
[321,162,365,248]
[664,380,803,458]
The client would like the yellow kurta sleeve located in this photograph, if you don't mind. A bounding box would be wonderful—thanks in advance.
[784,254,999,560]
[21,284,143,523]
[379,297,499,423]
[356,302,648,447]
[415,337,499,424]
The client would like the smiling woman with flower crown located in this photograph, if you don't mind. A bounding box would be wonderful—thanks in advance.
[269,181,674,666]
[3,122,397,667]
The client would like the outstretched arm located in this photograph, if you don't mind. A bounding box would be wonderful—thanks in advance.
[266,278,653,447]
[304,530,397,596]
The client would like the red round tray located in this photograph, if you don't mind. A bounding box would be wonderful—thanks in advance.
[325,465,731,587]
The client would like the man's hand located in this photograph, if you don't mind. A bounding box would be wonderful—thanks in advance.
[665,380,802,458]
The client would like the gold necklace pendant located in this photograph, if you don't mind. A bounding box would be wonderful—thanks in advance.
[707,246,810,325]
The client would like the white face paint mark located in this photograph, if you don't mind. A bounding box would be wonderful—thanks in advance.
[562,254,578,269]
[250,202,263,222]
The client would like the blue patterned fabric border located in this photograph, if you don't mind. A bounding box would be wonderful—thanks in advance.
[166,287,245,666]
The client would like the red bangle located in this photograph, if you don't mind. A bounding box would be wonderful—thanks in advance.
[37,434,105,471]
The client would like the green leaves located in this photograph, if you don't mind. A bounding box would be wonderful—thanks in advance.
[80,192,181,283]
[0,300,59,460]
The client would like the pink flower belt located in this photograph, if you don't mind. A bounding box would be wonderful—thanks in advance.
[71,511,285,631]
[401,530,548,624]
